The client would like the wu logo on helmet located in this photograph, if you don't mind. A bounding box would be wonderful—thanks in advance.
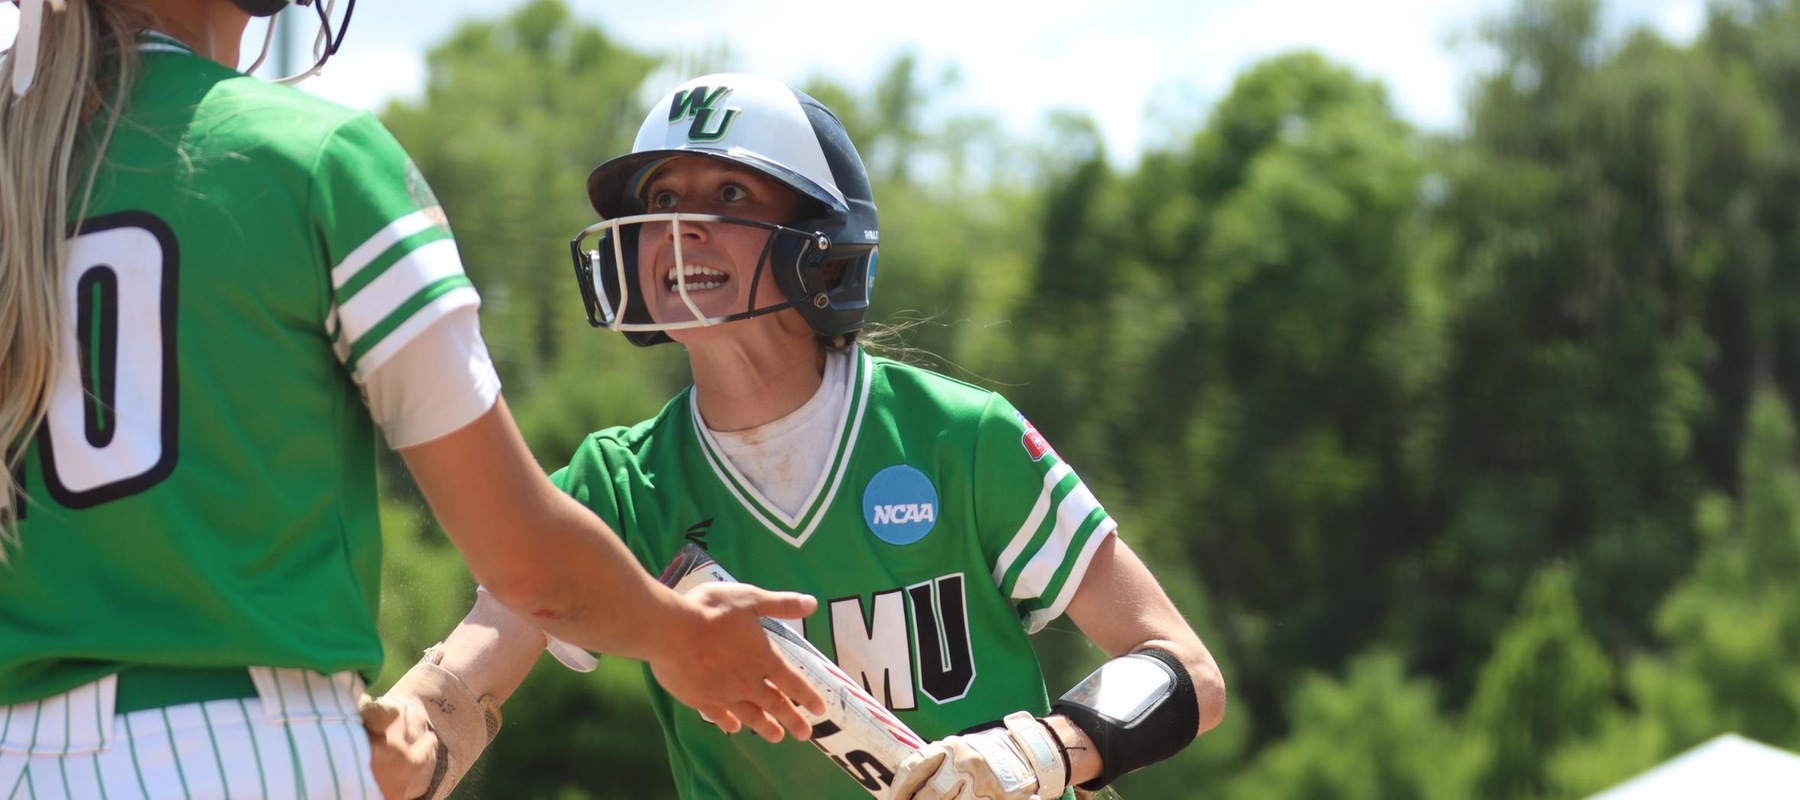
[668,86,739,142]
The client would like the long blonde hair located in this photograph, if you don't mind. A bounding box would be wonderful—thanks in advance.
[0,0,142,557]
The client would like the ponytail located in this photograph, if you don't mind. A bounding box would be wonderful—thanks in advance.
[0,0,141,558]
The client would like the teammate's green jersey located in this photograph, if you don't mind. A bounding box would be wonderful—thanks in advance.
[0,33,476,704]
[552,349,1115,799]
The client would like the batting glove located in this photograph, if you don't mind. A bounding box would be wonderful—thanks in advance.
[890,712,1069,800]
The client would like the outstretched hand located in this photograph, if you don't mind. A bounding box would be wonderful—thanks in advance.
[359,693,439,800]
[647,581,828,743]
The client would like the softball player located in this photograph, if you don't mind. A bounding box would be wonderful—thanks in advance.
[396,73,1228,800]
[0,6,823,799]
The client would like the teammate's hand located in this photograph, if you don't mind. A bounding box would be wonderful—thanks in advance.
[891,712,1069,800]
[359,693,439,800]
[648,581,828,743]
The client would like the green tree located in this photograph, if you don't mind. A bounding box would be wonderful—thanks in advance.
[993,52,1440,739]
[1546,388,1800,796]
[1417,0,1778,694]
[1462,567,1613,798]
[1649,389,1800,744]
[1225,652,1471,800]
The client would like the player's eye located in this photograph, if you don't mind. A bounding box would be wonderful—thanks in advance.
[647,190,679,211]
[719,183,750,204]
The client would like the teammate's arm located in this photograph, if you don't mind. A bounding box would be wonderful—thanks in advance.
[360,588,550,800]
[397,397,825,740]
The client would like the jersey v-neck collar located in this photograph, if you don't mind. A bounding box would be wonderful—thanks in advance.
[137,31,197,57]
[690,348,872,549]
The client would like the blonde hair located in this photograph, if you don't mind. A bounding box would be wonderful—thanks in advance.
[0,1,142,557]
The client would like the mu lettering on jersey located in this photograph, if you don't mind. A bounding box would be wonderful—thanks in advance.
[824,573,975,712]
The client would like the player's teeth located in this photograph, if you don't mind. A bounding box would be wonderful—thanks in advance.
[668,265,726,292]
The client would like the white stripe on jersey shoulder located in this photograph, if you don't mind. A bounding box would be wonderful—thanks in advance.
[330,209,444,290]
[137,31,195,56]
[993,461,1074,588]
[333,237,466,349]
[693,349,871,547]
[345,276,479,380]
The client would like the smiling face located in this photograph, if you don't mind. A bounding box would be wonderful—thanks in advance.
[633,157,812,337]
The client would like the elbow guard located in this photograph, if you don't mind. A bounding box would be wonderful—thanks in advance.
[1049,647,1198,790]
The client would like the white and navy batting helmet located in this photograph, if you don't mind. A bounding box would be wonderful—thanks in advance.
[571,73,880,346]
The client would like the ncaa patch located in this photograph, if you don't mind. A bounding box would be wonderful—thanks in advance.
[1019,413,1056,462]
[863,464,938,545]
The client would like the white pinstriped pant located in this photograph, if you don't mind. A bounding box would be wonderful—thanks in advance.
[0,668,381,799]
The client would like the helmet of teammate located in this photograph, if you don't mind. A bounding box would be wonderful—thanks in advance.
[571,73,880,347]
[233,0,293,16]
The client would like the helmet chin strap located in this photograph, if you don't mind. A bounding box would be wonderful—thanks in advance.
[10,0,69,99]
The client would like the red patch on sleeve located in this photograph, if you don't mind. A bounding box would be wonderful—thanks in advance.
[1021,418,1055,462]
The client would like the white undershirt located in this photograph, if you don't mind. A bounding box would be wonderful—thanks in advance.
[704,348,853,518]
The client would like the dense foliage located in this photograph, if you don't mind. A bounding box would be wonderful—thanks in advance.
[368,0,1800,796]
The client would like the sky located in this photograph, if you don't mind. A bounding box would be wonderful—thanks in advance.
[2,0,1707,165]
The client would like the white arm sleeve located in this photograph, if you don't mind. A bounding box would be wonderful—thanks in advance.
[362,306,502,448]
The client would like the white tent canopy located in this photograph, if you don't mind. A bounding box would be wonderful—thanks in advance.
[1589,734,1800,799]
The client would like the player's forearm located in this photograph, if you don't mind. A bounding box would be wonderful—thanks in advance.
[1064,536,1227,733]
[1041,641,1225,787]
[434,589,553,705]
[400,398,687,660]
[1043,714,1103,787]
[470,488,688,662]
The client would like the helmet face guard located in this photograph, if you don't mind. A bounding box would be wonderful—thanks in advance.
[568,212,839,346]
[570,73,879,347]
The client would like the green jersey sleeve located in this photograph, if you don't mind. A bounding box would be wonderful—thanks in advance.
[975,393,1117,633]
[551,434,627,532]
[310,112,476,382]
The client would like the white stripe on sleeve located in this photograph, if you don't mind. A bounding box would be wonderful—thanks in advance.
[329,210,440,289]
[335,238,468,355]
[993,462,1073,591]
[1013,479,1107,601]
[1023,523,1118,634]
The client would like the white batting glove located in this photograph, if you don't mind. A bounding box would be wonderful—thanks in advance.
[890,712,1069,800]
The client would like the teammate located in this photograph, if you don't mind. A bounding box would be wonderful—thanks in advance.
[393,73,1227,799]
[0,5,823,799]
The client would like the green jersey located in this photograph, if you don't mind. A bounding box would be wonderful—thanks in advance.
[0,33,477,704]
[552,349,1115,799]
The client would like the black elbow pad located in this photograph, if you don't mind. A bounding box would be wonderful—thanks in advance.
[1050,647,1199,790]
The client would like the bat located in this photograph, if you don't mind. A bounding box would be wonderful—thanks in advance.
[657,544,926,798]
